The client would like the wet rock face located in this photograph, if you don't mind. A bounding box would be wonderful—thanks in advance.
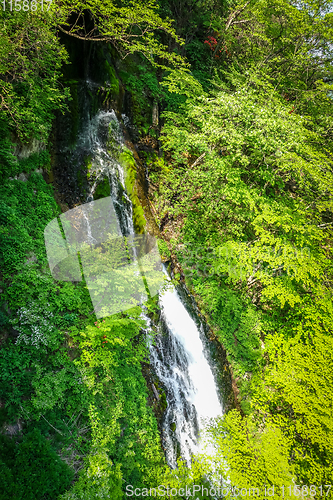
[52,150,88,209]
[2,419,23,437]
[17,172,28,182]
[52,35,123,209]
[52,80,92,208]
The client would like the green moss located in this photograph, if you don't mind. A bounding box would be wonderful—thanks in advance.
[170,422,176,432]
[119,150,146,233]
[84,155,93,179]
[118,60,159,138]
[105,62,119,96]
[132,203,146,233]
[145,296,161,323]
[94,177,111,200]
[120,151,136,194]
[131,93,145,130]
[152,376,167,414]
[160,391,167,412]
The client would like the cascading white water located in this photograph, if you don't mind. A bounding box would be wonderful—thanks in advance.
[76,109,134,235]
[81,107,223,468]
[149,274,223,468]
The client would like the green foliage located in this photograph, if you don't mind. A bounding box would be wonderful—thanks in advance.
[122,63,161,101]
[60,313,166,499]
[119,61,162,136]
[57,0,187,70]
[18,150,51,175]
[0,429,73,500]
[0,166,165,497]
[0,124,51,182]
[0,119,18,180]
[0,9,70,142]
[0,345,36,420]
[0,171,94,478]
[156,18,333,484]
[158,0,227,85]
[0,174,59,276]
[157,238,171,260]
[205,0,333,102]
[160,82,333,313]
[206,410,297,499]
[2,0,333,493]
[253,331,333,484]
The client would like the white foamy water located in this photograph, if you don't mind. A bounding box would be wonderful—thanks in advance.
[160,285,222,420]
[149,271,223,467]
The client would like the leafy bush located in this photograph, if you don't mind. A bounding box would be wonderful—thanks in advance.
[0,430,73,500]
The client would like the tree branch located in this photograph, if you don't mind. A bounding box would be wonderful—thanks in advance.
[41,414,63,435]
[226,0,251,30]
[58,24,111,42]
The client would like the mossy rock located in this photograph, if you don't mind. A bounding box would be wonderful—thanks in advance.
[85,155,93,179]
[94,178,111,200]
[105,62,120,96]
[120,151,136,194]
[160,392,167,412]
[119,150,146,233]
[170,422,176,432]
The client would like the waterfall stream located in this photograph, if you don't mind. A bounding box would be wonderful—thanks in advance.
[79,108,224,468]
[149,277,223,467]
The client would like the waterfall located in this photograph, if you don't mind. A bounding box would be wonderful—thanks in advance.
[149,275,223,468]
[80,107,223,468]
[80,109,134,235]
